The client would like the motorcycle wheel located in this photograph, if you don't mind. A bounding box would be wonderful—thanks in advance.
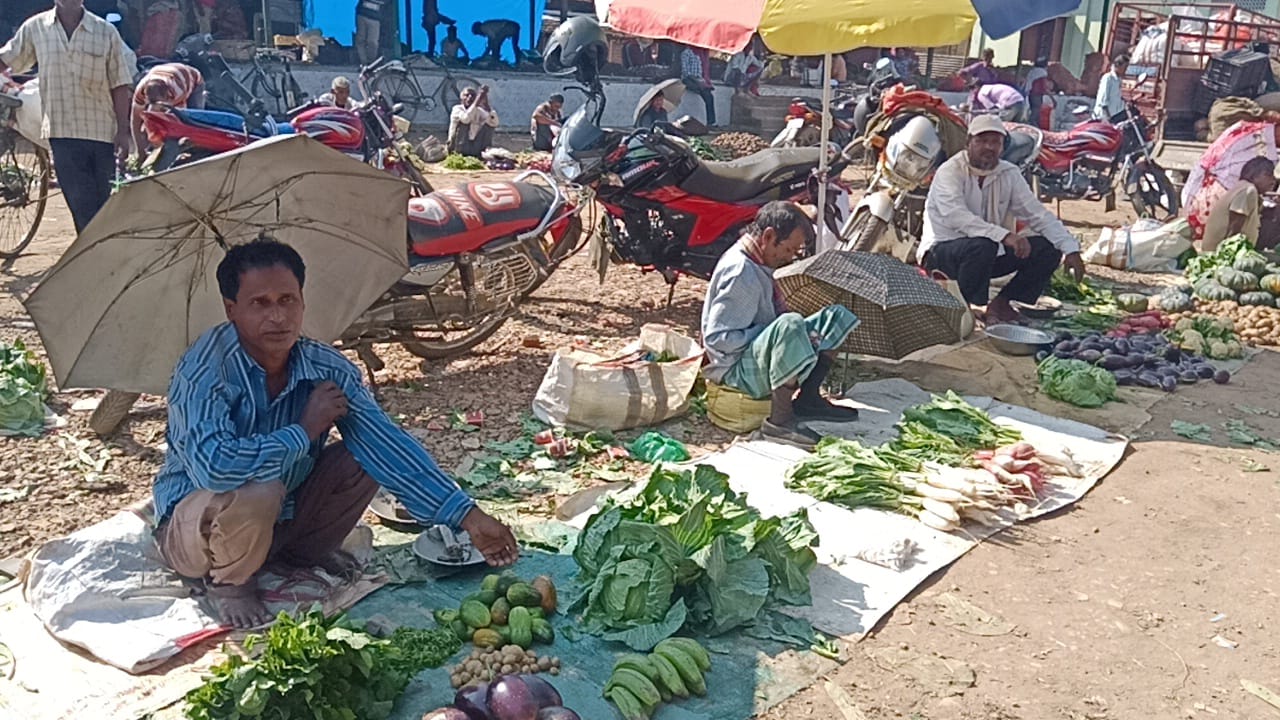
[840,207,890,253]
[794,125,822,147]
[400,313,509,360]
[1128,163,1180,220]
[89,391,141,436]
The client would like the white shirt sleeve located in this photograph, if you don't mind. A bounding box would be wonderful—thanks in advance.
[1093,74,1117,120]
[1007,170,1081,254]
[925,161,1011,244]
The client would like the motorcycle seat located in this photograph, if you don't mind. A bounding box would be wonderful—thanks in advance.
[1039,129,1074,148]
[171,107,293,137]
[408,181,556,258]
[1001,131,1039,166]
[682,147,821,203]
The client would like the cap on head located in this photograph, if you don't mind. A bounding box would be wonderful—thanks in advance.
[968,115,1008,138]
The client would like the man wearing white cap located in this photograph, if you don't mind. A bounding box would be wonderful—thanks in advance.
[921,115,1085,325]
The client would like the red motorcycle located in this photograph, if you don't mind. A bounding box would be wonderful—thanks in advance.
[90,171,583,434]
[1004,93,1178,219]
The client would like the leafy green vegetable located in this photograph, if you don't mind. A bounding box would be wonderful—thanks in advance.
[1185,234,1254,283]
[899,391,1022,449]
[1048,269,1114,305]
[1222,420,1280,451]
[573,465,819,649]
[0,340,47,437]
[1037,356,1117,408]
[1170,420,1213,442]
[185,610,457,720]
[441,153,485,170]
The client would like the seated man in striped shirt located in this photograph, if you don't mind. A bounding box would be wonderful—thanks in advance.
[130,61,204,159]
[153,238,517,628]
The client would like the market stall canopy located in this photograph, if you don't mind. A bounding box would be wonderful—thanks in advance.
[776,251,967,360]
[23,135,410,395]
[595,0,1082,54]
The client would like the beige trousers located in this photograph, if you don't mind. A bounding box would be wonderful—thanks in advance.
[156,442,378,587]
[355,16,381,66]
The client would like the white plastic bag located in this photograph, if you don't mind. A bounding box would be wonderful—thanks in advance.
[532,324,703,430]
[1082,218,1193,272]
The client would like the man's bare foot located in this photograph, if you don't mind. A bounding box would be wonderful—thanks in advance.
[208,582,272,629]
[984,297,1024,325]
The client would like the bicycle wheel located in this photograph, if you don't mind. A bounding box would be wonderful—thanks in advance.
[0,137,50,258]
[442,76,481,115]
[372,72,423,124]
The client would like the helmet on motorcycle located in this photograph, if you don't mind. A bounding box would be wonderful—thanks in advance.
[291,107,366,152]
[543,16,608,82]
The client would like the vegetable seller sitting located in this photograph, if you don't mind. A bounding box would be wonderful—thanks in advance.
[701,201,861,448]
[921,115,1085,325]
[1201,156,1276,253]
[152,238,518,629]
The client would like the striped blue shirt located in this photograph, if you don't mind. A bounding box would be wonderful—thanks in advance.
[152,323,475,527]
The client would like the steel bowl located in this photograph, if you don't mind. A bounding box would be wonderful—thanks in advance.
[984,324,1054,356]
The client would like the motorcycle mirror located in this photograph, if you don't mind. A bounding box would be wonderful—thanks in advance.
[1136,72,1150,85]
[392,103,405,114]
[1071,104,1089,115]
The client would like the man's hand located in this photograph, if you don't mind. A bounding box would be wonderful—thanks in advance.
[300,380,348,440]
[1002,231,1032,259]
[1063,251,1086,283]
[113,128,132,165]
[460,507,518,567]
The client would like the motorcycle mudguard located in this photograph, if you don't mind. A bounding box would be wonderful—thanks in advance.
[771,117,805,148]
[853,190,895,224]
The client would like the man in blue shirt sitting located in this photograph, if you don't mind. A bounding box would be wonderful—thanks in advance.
[153,238,517,628]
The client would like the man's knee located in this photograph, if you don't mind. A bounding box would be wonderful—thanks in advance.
[223,480,286,521]
[772,312,808,341]
[1027,235,1062,263]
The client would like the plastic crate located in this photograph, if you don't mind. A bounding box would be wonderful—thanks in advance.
[1192,80,1219,117]
[1202,48,1270,97]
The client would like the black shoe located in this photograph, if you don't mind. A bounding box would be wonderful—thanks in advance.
[760,419,821,448]
[794,398,860,422]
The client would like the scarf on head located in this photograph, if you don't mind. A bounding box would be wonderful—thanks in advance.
[741,237,788,315]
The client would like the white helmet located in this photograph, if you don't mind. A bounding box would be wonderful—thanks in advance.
[883,115,942,187]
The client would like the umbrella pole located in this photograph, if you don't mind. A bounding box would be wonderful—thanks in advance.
[815,52,833,253]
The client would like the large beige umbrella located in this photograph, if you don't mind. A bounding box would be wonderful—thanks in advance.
[24,134,410,395]
[633,78,686,126]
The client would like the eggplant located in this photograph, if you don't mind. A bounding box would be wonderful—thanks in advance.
[1054,331,1074,343]
[1179,371,1199,384]
[535,709,582,720]
[1035,349,1050,363]
[518,675,563,710]
[1137,371,1162,388]
[487,675,540,720]
[1160,375,1178,392]
[1054,340,1078,353]
[1164,346,1182,363]
[1157,366,1180,377]
[1098,355,1129,371]
[456,684,493,720]
[1196,364,1216,379]
[1076,349,1103,363]
[1214,369,1231,384]
[424,710,473,720]
[1114,338,1130,355]
[1113,369,1136,386]
[1053,350,1073,360]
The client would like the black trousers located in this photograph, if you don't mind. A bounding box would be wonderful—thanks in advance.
[49,138,115,233]
[924,235,1062,306]
[682,77,716,126]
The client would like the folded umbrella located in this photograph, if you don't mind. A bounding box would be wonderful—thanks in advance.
[775,250,966,359]
[24,134,410,395]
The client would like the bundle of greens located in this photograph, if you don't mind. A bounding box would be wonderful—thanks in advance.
[185,610,460,720]
[1036,355,1117,408]
[0,339,47,437]
[784,438,921,512]
[1048,269,1114,306]
[1184,234,1254,283]
[897,391,1022,450]
[572,465,818,650]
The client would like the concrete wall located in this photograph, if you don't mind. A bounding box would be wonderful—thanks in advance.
[240,62,734,131]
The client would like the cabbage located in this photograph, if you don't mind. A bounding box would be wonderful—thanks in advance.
[1037,356,1117,408]
[0,340,47,437]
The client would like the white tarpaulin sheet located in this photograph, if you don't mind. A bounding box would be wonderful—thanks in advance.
[682,378,1128,639]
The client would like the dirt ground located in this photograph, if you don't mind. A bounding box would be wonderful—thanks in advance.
[2,172,1278,720]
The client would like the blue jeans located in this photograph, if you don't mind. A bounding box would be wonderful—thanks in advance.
[49,138,115,233]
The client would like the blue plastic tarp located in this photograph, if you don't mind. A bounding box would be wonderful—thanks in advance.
[972,0,1083,40]
[308,0,546,61]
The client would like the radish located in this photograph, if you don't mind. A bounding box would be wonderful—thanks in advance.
[917,509,959,532]
[920,497,961,525]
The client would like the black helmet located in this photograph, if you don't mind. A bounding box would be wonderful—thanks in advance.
[544,16,608,81]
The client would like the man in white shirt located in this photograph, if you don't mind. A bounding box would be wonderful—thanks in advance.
[1093,52,1128,122]
[921,115,1086,324]
[447,85,499,157]
[318,76,353,109]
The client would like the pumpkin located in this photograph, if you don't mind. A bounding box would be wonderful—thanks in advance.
[1157,290,1194,313]
[1260,273,1280,296]
[1195,281,1238,302]
[1215,267,1259,292]
[1239,291,1276,307]
[1116,293,1150,313]
[1233,252,1270,276]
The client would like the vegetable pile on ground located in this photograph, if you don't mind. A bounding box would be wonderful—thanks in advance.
[437,571,558,654]
[1048,269,1114,306]
[1164,314,1243,360]
[785,393,1082,533]
[1186,235,1280,306]
[605,638,711,720]
[687,137,727,161]
[185,610,460,720]
[447,644,561,688]
[428,672,580,720]
[1036,355,1117,408]
[709,132,769,159]
[442,153,486,171]
[1038,329,1229,391]
[514,151,552,172]
[0,339,48,437]
[572,464,818,650]
[1182,300,1280,347]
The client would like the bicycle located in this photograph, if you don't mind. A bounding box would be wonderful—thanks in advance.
[359,54,480,124]
[0,89,50,258]
[239,49,307,116]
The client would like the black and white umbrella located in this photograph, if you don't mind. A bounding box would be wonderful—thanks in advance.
[776,250,966,359]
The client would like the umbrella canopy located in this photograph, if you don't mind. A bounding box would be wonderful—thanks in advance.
[775,251,966,359]
[596,0,1081,54]
[24,134,410,395]
[634,78,685,126]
